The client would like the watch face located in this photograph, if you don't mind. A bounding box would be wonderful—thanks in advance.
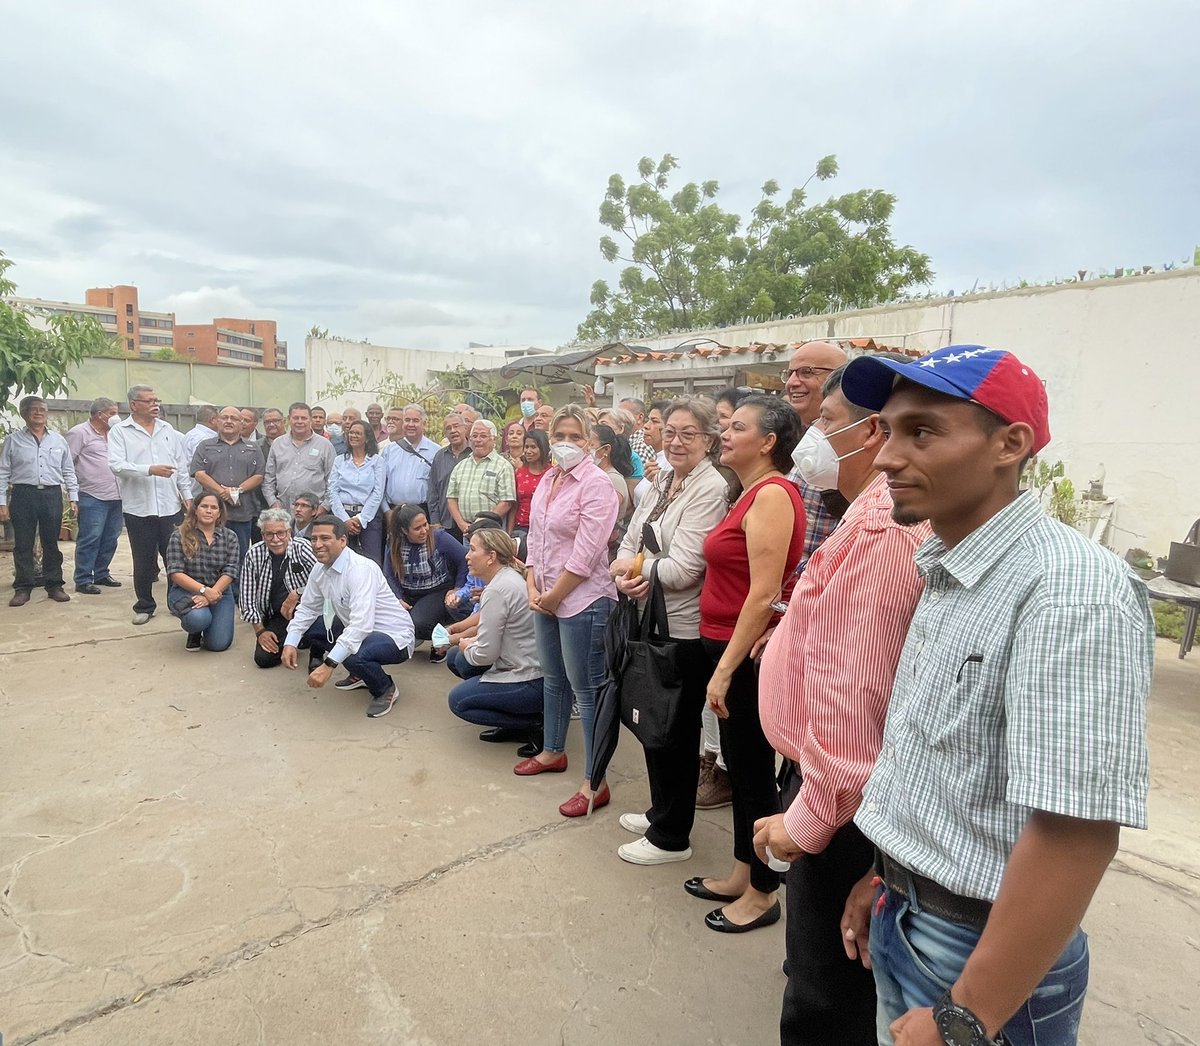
[938,1011,980,1046]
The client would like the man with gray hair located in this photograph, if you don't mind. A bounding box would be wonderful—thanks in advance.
[445,418,515,536]
[382,403,440,513]
[183,405,220,497]
[239,507,323,669]
[618,397,655,465]
[428,413,472,540]
[109,384,193,624]
[66,397,124,594]
[0,395,78,605]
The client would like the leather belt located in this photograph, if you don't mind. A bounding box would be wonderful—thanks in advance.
[342,503,364,514]
[875,850,993,931]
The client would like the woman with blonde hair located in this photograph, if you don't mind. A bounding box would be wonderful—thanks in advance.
[515,404,620,817]
[166,492,240,652]
[446,529,544,750]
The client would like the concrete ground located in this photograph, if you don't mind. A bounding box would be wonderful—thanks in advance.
[1,546,1198,1046]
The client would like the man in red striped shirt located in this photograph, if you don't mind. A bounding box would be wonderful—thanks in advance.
[754,359,931,1046]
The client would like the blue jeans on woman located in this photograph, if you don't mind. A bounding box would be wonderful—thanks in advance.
[167,584,236,651]
[533,596,613,781]
[446,647,544,731]
[870,886,1089,1045]
[74,493,124,586]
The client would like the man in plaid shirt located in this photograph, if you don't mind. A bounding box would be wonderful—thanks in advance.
[239,508,325,669]
[839,346,1152,1046]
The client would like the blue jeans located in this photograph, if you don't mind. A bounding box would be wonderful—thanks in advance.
[168,584,236,651]
[533,597,613,781]
[339,630,410,698]
[74,493,124,586]
[447,657,544,731]
[871,887,1090,1045]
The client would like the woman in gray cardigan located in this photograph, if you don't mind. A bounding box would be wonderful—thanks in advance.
[608,397,732,865]
[445,529,544,748]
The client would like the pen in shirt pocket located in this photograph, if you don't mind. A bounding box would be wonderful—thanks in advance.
[956,654,984,682]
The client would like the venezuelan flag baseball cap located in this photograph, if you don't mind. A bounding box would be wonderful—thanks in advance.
[841,345,1050,453]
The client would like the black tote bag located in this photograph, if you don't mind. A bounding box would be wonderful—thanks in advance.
[619,562,684,750]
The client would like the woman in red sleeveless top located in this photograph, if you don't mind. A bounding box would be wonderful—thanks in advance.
[689,395,806,934]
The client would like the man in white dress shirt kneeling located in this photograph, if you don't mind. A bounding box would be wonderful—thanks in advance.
[282,515,415,718]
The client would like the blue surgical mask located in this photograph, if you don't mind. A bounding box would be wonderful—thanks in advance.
[520,401,536,418]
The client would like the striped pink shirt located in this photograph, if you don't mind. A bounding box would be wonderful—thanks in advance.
[759,472,931,854]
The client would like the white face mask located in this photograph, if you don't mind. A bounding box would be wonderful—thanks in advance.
[550,442,587,471]
[106,413,122,429]
[792,416,871,491]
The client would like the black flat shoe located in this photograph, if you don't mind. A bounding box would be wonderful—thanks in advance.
[705,900,782,934]
[479,727,529,743]
[683,876,740,903]
[95,577,123,587]
[516,738,543,759]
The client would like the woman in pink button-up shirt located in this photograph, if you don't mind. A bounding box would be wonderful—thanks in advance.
[514,405,619,817]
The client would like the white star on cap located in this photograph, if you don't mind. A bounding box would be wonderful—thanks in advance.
[942,352,962,364]
[918,357,938,368]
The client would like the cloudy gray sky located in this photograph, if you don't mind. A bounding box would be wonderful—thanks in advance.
[3,1,1198,358]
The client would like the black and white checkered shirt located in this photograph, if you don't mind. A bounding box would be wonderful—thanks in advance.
[238,537,318,624]
[165,526,241,587]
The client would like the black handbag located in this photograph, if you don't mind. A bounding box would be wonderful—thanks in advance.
[619,562,684,750]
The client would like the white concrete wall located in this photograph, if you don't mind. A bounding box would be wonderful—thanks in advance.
[598,270,1200,557]
[304,338,506,413]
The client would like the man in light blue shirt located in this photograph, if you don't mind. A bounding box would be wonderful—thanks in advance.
[382,404,440,512]
[0,395,78,605]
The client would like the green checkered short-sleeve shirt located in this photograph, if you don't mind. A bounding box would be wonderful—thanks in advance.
[445,449,516,521]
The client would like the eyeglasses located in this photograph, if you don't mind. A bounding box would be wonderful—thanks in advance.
[133,397,162,405]
[663,427,704,445]
[782,366,835,381]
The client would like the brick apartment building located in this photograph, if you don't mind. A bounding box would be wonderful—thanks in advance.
[4,284,287,368]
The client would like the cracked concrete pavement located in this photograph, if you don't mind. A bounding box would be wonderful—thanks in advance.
[1,546,1198,1045]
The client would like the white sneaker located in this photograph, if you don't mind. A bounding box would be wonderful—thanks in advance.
[618,837,692,866]
[619,812,651,835]
[132,611,152,625]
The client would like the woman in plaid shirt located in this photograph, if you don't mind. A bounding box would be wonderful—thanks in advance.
[166,492,241,652]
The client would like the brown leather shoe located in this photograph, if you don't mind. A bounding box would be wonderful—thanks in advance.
[46,588,71,603]
[9,590,31,607]
[696,762,733,810]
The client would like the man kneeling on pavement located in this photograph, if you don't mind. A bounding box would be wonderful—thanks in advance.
[239,507,326,669]
[282,515,415,718]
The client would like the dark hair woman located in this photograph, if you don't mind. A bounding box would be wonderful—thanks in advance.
[689,394,805,934]
[384,503,469,651]
[513,428,550,561]
[166,492,240,652]
[590,422,635,523]
[328,419,385,563]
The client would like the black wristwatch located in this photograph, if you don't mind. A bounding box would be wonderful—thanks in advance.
[933,991,1004,1045]
[322,656,339,669]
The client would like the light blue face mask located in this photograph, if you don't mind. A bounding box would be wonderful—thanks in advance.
[520,400,536,418]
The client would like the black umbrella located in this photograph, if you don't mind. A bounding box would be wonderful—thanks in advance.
[587,525,660,811]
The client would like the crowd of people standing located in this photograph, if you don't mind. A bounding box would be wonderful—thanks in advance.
[0,342,1154,1046]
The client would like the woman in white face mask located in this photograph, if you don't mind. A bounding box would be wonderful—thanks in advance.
[515,405,621,818]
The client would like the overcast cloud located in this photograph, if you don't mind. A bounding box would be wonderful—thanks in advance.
[2,1,1198,357]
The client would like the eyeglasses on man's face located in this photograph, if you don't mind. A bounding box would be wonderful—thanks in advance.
[782,366,835,382]
[133,397,162,405]
[663,427,704,445]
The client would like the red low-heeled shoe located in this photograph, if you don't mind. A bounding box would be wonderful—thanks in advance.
[559,782,610,818]
[513,753,568,776]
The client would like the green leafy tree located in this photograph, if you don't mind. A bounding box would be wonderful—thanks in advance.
[577,154,933,341]
[318,362,510,422]
[149,347,186,362]
[0,250,124,415]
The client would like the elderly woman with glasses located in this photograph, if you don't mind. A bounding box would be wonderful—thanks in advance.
[609,397,732,866]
